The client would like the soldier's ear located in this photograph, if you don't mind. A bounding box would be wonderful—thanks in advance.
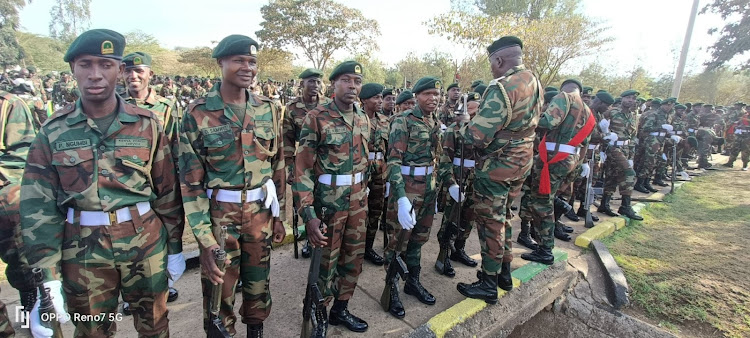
[118,62,125,74]
[68,62,75,75]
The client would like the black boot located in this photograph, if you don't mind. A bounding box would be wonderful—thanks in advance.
[553,202,573,234]
[563,197,580,221]
[450,239,478,267]
[386,276,405,318]
[435,245,456,278]
[364,234,385,266]
[643,177,658,192]
[633,177,650,193]
[521,246,554,265]
[498,262,513,291]
[517,220,538,250]
[554,222,571,241]
[576,204,598,221]
[457,271,498,304]
[404,266,436,305]
[301,240,312,258]
[653,174,669,187]
[330,299,368,333]
[597,194,618,216]
[167,287,179,302]
[248,323,263,338]
[618,195,644,221]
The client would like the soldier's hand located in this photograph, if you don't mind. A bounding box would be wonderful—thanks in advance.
[201,244,228,285]
[272,219,286,243]
[306,218,328,248]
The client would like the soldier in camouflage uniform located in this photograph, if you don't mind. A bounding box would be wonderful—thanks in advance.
[295,61,370,335]
[27,66,47,102]
[382,88,396,117]
[0,90,37,337]
[656,104,689,180]
[360,83,388,266]
[395,90,416,113]
[634,97,676,193]
[284,68,330,259]
[456,37,541,303]
[696,104,722,169]
[596,90,643,220]
[158,76,181,101]
[439,83,460,126]
[11,82,47,130]
[20,29,183,337]
[53,70,79,106]
[723,105,750,170]
[179,35,286,338]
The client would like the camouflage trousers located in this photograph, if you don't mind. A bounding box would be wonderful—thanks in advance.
[385,173,437,268]
[526,155,577,249]
[657,140,684,177]
[696,129,716,167]
[0,297,11,338]
[202,198,274,334]
[636,136,666,179]
[63,208,169,338]
[727,135,750,166]
[603,146,636,196]
[437,169,475,245]
[0,183,35,294]
[367,160,387,241]
[314,181,367,305]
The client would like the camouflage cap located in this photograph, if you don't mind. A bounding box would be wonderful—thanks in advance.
[298,68,323,79]
[544,90,559,103]
[487,36,523,56]
[396,90,414,105]
[359,83,384,100]
[212,34,259,59]
[466,91,481,102]
[595,91,615,105]
[64,29,126,62]
[412,76,442,94]
[560,78,583,92]
[382,88,395,98]
[446,82,459,91]
[123,52,152,68]
[328,60,363,81]
[620,89,640,97]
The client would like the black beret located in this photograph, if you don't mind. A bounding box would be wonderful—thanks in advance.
[412,76,442,94]
[582,86,594,95]
[560,79,583,92]
[382,88,395,97]
[595,91,615,105]
[123,52,152,68]
[471,80,485,88]
[475,84,488,95]
[466,92,481,102]
[359,83,384,100]
[64,29,125,62]
[396,90,414,105]
[487,36,523,56]
[329,60,363,81]
[544,90,559,103]
[299,68,323,79]
[447,82,459,91]
[212,34,259,59]
[620,89,640,97]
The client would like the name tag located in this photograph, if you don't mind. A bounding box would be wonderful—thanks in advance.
[115,138,149,148]
[203,124,232,135]
[254,120,273,128]
[54,139,91,151]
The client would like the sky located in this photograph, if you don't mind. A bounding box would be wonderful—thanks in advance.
[17,0,724,77]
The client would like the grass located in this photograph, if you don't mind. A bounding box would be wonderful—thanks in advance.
[603,169,750,338]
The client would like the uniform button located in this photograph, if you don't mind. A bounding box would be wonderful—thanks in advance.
[69,157,76,163]
[244,150,250,155]
[99,145,106,151]
[217,140,223,145]
[103,195,110,200]
[101,169,109,175]
[132,155,139,160]
[137,226,144,232]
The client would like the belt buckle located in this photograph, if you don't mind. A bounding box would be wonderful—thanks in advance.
[241,189,247,203]
[109,211,117,225]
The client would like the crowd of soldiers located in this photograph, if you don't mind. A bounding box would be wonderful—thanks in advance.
[0,28,748,338]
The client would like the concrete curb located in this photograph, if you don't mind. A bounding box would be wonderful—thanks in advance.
[590,240,629,309]
[411,249,568,338]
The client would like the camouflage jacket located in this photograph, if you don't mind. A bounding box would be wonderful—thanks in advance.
[367,110,390,155]
[122,88,182,144]
[0,91,36,186]
[20,96,183,282]
[283,96,332,181]
[538,91,592,147]
[30,76,46,101]
[159,84,181,100]
[438,121,474,189]
[672,113,688,135]
[179,83,286,249]
[17,93,46,130]
[686,111,701,130]
[605,107,637,142]
[639,107,671,137]
[295,101,370,223]
[438,100,457,126]
[387,105,441,200]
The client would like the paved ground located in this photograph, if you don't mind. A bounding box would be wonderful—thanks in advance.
[1,155,723,337]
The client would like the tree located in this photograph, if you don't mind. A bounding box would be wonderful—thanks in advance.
[177,47,217,77]
[353,54,386,85]
[49,0,91,42]
[0,0,28,69]
[122,30,185,75]
[256,0,380,70]
[16,31,67,71]
[461,0,581,19]
[257,47,295,82]
[701,0,750,70]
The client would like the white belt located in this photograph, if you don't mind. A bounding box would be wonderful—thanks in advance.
[615,140,630,146]
[207,188,265,203]
[545,142,579,155]
[452,157,476,168]
[67,201,151,226]
[688,128,696,133]
[588,144,599,150]
[736,129,748,135]
[400,165,434,176]
[318,172,364,186]
[674,131,684,135]
[649,132,667,137]
[368,152,384,161]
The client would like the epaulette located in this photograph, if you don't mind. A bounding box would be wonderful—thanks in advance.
[47,103,77,121]
[488,76,507,87]
[187,97,207,113]
[123,101,157,119]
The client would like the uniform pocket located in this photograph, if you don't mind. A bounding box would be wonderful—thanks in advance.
[52,147,95,194]
[203,132,235,172]
[115,147,151,191]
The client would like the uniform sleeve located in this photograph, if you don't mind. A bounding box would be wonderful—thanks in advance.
[20,131,63,283]
[1,98,37,183]
[178,110,216,249]
[295,112,318,223]
[387,115,409,200]
[282,104,297,183]
[150,120,185,255]
[640,112,659,133]
[460,85,508,149]
[538,93,569,130]
[271,102,286,220]
[438,127,457,188]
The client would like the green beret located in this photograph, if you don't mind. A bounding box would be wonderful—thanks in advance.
[382,88,394,97]
[27,66,36,73]
[298,68,323,79]
[661,97,676,105]
[685,102,692,107]
[487,36,523,56]
[471,80,485,88]
[582,86,594,95]
[412,76,442,94]
[359,83,384,100]
[651,98,662,105]
[466,92,481,102]
[687,136,698,148]
[544,90,559,103]
[328,60,363,81]
[614,98,622,104]
[447,82,459,91]
[123,52,152,68]
[597,89,607,93]
[64,29,125,62]
[734,102,746,107]
[675,104,687,110]
[212,34,259,59]
[595,91,615,105]
[693,102,704,106]
[637,97,646,102]
[475,84,488,95]
[396,90,414,105]
[561,79,583,92]
[620,89,640,97]
[544,86,558,92]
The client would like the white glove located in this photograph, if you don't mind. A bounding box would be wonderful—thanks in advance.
[661,153,668,161]
[167,253,186,287]
[397,197,416,230]
[385,182,390,198]
[599,119,611,134]
[628,159,634,168]
[440,123,447,132]
[263,179,280,217]
[30,280,69,338]
[365,187,370,196]
[678,171,690,180]
[661,124,673,132]
[671,135,682,143]
[603,132,618,145]
[580,163,590,178]
[448,184,465,202]
[599,151,607,162]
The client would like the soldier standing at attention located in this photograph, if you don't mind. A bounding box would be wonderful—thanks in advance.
[634,98,676,193]
[383,76,443,318]
[382,88,396,117]
[121,51,185,305]
[360,83,388,266]
[284,68,330,259]
[20,29,183,337]
[179,35,286,338]
[723,104,750,171]
[456,36,541,302]
[439,83,460,126]
[295,61,370,335]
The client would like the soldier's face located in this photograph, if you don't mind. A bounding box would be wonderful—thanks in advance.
[123,66,152,93]
[383,95,396,111]
[676,108,686,116]
[333,74,363,105]
[448,87,460,101]
[71,55,123,103]
[582,95,592,106]
[621,95,636,109]
[417,88,440,113]
[218,55,258,89]
[702,107,712,114]
[400,99,416,111]
[363,94,383,112]
[302,77,322,97]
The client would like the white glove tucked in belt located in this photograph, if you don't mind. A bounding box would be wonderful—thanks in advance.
[628,159,634,168]
[264,179,280,217]
[599,119,611,134]
[167,253,186,287]
[385,182,390,198]
[580,163,590,178]
[661,124,674,132]
[397,197,416,230]
[671,135,682,143]
[448,184,465,202]
[603,132,618,145]
[599,151,607,163]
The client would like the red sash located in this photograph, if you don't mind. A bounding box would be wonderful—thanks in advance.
[537,111,596,194]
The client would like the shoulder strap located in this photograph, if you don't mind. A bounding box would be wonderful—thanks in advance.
[491,76,514,130]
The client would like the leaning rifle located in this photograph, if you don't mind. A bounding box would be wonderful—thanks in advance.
[207,226,231,338]
[671,139,677,194]
[293,206,300,259]
[381,200,414,312]
[583,149,596,228]
[301,208,327,338]
[32,268,63,338]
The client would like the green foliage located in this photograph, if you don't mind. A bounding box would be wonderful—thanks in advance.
[701,0,750,70]
[462,0,581,19]
[257,47,295,82]
[0,0,27,30]
[353,54,386,85]
[48,0,91,42]
[395,50,456,88]
[177,47,218,77]
[16,31,67,71]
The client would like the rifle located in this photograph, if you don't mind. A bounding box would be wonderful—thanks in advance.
[207,226,231,338]
[583,149,596,228]
[293,207,300,259]
[32,268,63,338]
[380,200,414,312]
[301,207,327,338]
[382,216,389,250]
[670,141,677,194]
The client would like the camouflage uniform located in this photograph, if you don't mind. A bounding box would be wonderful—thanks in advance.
[295,100,369,304]
[179,83,285,333]
[20,97,183,337]
[602,107,638,196]
[657,111,688,177]
[365,110,390,252]
[438,100,457,127]
[16,92,47,130]
[696,111,721,168]
[726,113,750,168]
[636,107,671,182]
[0,91,37,337]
